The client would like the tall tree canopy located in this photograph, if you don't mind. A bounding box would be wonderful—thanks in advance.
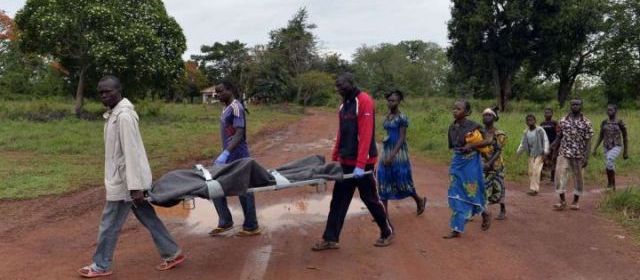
[191,40,249,88]
[597,0,640,105]
[448,0,534,110]
[15,0,186,115]
[267,8,318,103]
[353,41,449,97]
[529,0,606,107]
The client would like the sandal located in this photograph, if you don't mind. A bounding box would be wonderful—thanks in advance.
[481,212,492,231]
[417,197,427,216]
[208,225,233,236]
[553,201,567,211]
[236,227,262,237]
[374,233,395,247]
[569,203,580,210]
[495,211,506,220]
[156,254,186,271]
[78,266,113,278]
[442,231,461,239]
[311,240,340,251]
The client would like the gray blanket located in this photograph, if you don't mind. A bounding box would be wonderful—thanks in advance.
[148,155,342,207]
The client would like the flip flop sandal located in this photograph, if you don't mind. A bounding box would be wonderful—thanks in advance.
[417,197,427,216]
[569,204,580,210]
[208,225,233,236]
[236,227,262,237]
[442,231,461,239]
[78,266,113,278]
[311,240,340,251]
[156,254,186,271]
[553,202,567,211]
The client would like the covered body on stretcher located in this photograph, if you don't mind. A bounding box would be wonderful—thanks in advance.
[148,155,364,207]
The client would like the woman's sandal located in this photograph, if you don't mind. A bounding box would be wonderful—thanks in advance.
[417,197,427,216]
[77,266,113,278]
[311,240,340,251]
[442,231,461,239]
[156,254,186,271]
[481,212,492,231]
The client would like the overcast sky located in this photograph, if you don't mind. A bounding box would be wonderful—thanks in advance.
[3,0,452,60]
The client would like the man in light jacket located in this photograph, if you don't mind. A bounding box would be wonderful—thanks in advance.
[517,114,550,196]
[78,76,185,278]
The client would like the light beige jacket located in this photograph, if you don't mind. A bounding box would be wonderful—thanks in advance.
[103,98,152,201]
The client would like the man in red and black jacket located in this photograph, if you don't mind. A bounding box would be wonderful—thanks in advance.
[312,73,394,251]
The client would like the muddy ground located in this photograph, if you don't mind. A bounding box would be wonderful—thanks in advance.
[1,109,639,280]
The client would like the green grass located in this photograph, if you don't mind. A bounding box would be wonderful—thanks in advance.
[0,98,302,199]
[377,96,640,185]
[600,188,640,242]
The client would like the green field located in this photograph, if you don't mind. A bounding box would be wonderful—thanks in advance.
[0,99,302,199]
[2,96,639,200]
[377,97,640,186]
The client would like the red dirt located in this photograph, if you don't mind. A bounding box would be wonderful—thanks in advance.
[1,108,639,280]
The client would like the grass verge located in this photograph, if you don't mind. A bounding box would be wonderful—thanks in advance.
[0,99,302,199]
[600,187,640,243]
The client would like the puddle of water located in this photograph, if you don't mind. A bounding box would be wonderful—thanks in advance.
[157,194,367,235]
[282,138,334,152]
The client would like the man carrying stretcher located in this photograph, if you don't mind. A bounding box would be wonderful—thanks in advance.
[312,73,394,251]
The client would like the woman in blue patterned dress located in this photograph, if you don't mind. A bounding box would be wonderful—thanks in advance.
[377,90,427,218]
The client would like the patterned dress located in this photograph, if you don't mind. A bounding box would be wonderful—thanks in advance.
[482,129,507,204]
[377,113,417,200]
[447,120,486,233]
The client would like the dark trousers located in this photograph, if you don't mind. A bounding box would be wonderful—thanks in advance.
[322,164,392,242]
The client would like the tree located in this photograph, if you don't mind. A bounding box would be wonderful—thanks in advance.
[352,41,450,97]
[448,0,534,110]
[597,0,640,105]
[191,40,249,87]
[0,10,66,98]
[0,10,15,52]
[297,70,335,106]
[267,8,318,103]
[529,0,606,107]
[15,0,186,115]
[317,52,352,75]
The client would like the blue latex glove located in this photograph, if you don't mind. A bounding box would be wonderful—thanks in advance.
[353,167,365,178]
[214,150,230,165]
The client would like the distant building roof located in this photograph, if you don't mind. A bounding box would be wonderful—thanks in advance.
[201,86,216,94]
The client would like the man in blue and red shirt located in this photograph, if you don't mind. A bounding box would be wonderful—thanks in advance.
[209,81,260,237]
[312,73,394,251]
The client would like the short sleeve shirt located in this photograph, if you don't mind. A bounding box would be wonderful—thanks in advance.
[558,115,594,159]
[220,99,250,162]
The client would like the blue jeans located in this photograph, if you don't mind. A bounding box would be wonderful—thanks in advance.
[212,193,258,230]
[90,200,181,272]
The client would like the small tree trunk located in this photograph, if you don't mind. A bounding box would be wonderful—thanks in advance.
[498,72,513,112]
[74,67,87,117]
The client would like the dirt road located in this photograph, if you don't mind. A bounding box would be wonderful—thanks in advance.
[1,108,639,280]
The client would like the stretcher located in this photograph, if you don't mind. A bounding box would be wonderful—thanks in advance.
[173,164,370,209]
[147,155,371,208]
